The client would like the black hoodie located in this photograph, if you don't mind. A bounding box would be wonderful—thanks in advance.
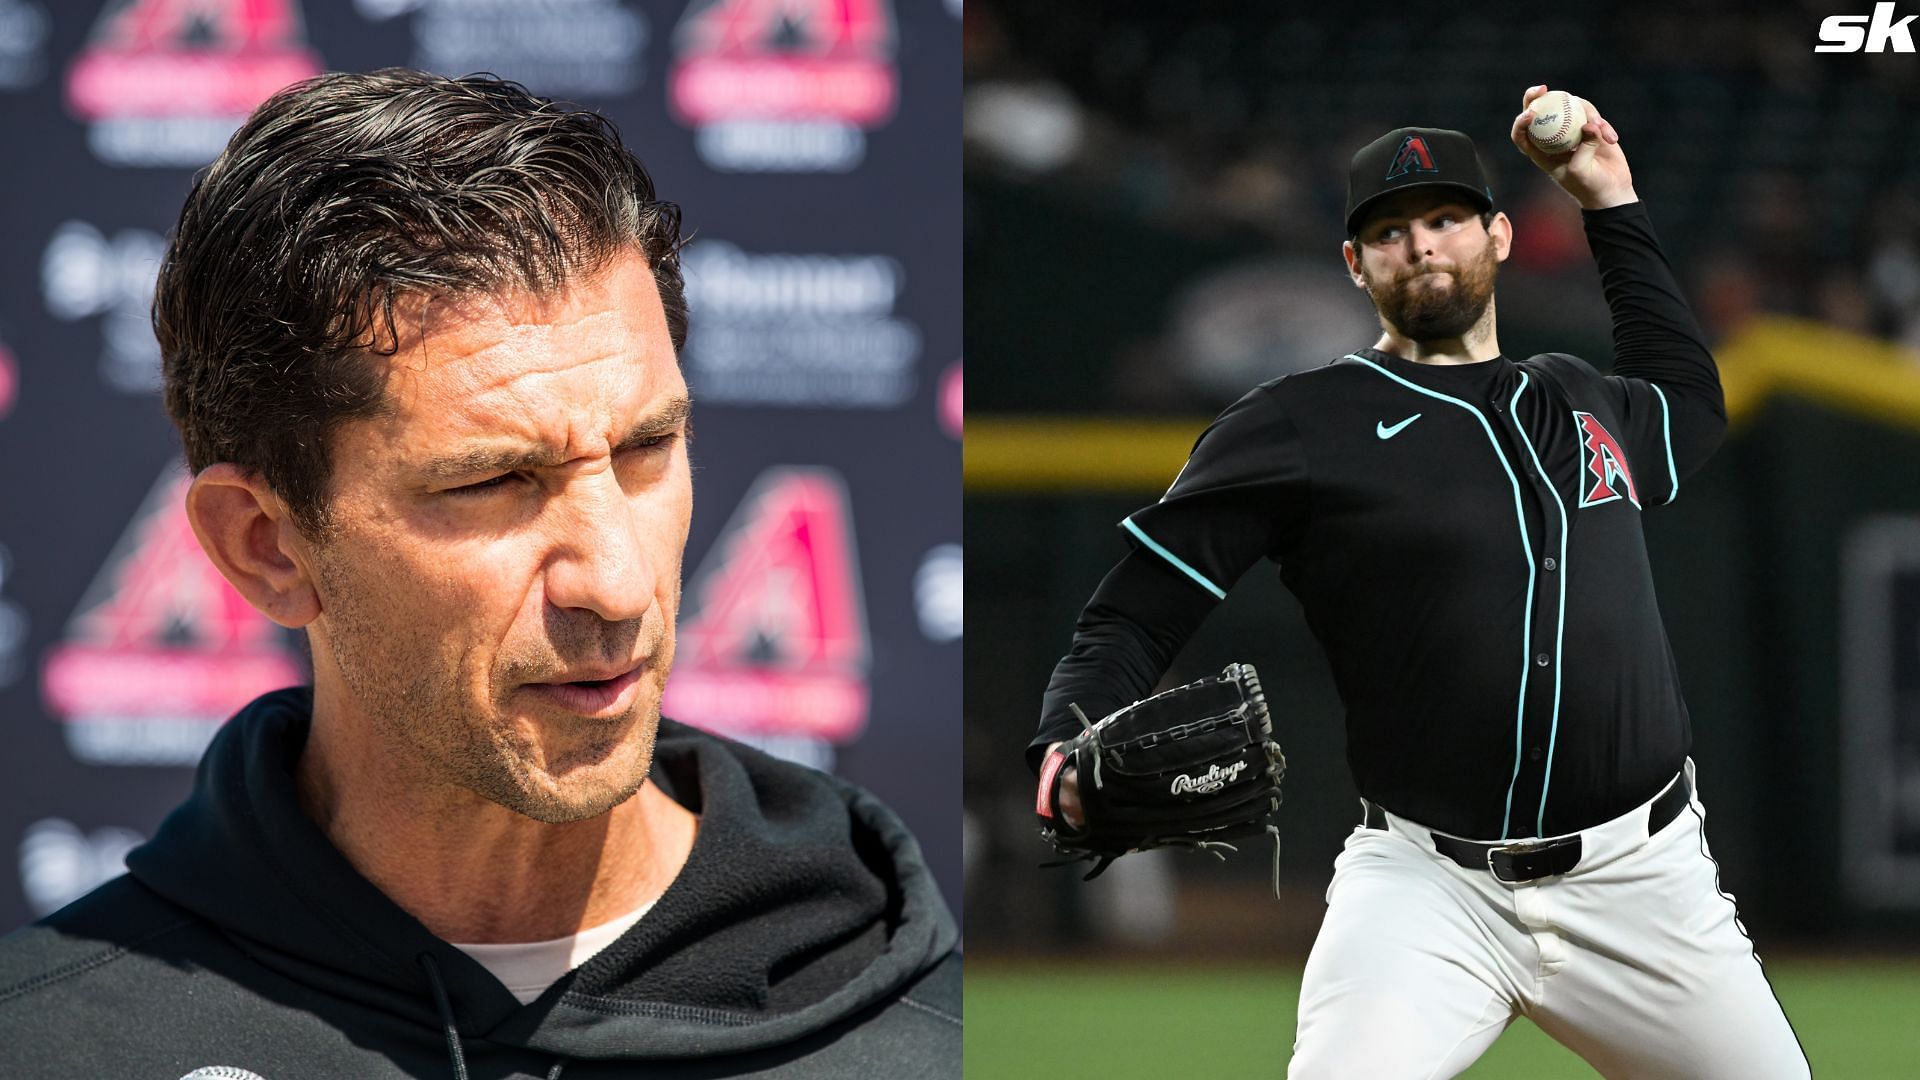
[0,688,961,1078]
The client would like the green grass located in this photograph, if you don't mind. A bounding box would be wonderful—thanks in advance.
[965,960,1920,1077]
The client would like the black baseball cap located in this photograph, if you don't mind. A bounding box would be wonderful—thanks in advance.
[1345,127,1495,237]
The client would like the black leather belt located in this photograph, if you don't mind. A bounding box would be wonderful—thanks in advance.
[1363,770,1692,884]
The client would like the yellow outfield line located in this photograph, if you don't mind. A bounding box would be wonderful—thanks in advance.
[964,417,1201,492]
[1718,316,1920,431]
[967,317,1920,493]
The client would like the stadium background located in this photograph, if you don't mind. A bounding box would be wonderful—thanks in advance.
[963,0,1920,1074]
[0,0,961,936]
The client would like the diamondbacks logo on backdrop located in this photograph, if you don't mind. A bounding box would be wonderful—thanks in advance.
[670,0,899,172]
[1385,135,1438,179]
[66,0,323,167]
[40,467,306,765]
[663,468,869,762]
[1573,410,1641,509]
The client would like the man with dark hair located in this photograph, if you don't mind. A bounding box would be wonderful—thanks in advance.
[0,69,959,1078]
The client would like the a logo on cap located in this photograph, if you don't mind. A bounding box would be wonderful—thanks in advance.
[1385,135,1438,180]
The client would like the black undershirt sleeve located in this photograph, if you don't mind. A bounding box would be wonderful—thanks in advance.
[1582,202,1727,502]
[1025,548,1220,774]
[1025,385,1307,775]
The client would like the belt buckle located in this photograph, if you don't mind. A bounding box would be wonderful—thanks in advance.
[1486,838,1546,876]
[1486,837,1575,883]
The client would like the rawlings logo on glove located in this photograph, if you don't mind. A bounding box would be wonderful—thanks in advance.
[1036,662,1287,882]
[1171,760,1250,795]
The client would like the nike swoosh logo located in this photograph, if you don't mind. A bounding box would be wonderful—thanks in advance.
[1377,413,1422,439]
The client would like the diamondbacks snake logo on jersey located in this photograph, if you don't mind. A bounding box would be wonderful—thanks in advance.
[1573,410,1641,509]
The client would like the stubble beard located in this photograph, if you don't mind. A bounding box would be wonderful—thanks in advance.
[311,542,671,825]
[1368,240,1499,343]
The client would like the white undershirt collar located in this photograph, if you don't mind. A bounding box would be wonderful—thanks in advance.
[450,901,655,1005]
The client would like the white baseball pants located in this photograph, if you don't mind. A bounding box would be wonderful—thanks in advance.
[1287,761,1810,1079]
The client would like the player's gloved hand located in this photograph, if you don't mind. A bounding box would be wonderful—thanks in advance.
[1035,662,1286,881]
[1510,85,1637,210]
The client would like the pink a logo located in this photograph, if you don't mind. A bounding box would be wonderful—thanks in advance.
[671,0,897,126]
[668,0,899,172]
[939,361,962,440]
[663,467,870,742]
[0,339,16,421]
[66,0,322,166]
[1573,410,1640,509]
[68,0,320,116]
[1385,134,1437,179]
[41,466,306,765]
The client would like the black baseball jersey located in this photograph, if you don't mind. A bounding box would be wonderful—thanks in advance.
[1031,203,1725,841]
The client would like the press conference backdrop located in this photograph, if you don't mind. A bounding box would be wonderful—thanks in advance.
[0,0,962,933]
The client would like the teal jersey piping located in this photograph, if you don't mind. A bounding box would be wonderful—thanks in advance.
[1651,383,1678,504]
[1121,516,1227,600]
[1344,354,1536,839]
[1510,373,1570,837]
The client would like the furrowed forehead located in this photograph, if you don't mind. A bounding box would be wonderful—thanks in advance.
[415,392,691,484]
[339,249,682,484]
[382,251,670,397]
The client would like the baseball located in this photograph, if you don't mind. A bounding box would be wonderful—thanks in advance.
[1527,90,1587,154]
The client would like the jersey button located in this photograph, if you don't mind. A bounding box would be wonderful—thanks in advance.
[1543,557,1557,571]
[1535,653,1550,667]
[1529,746,1544,761]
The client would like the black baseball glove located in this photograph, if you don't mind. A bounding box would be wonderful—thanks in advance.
[1035,662,1286,881]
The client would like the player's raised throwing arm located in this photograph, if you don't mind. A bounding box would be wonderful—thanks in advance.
[1512,85,1727,505]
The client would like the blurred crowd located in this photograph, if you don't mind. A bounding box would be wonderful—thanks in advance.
[964,0,1920,412]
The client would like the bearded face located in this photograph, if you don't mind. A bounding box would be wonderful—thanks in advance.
[1347,194,1508,346]
[1362,231,1500,342]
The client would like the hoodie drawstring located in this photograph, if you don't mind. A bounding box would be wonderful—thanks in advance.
[417,953,470,1080]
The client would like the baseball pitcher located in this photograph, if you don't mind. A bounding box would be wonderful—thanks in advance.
[1029,86,1810,1079]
